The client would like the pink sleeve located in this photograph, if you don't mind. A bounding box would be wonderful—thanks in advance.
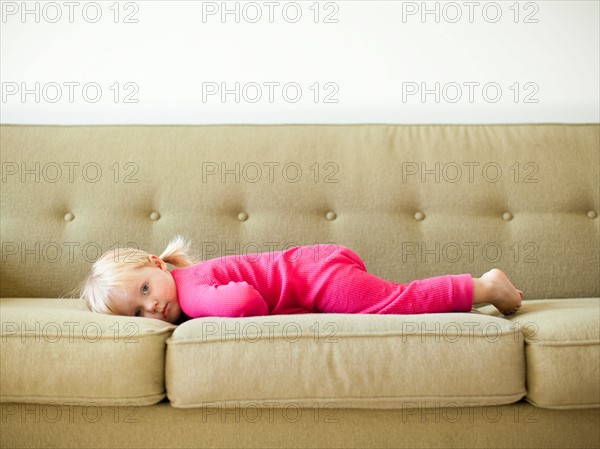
[180,280,270,318]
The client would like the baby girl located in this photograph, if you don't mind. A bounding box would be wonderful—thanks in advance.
[78,236,523,324]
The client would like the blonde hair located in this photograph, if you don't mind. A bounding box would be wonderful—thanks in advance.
[75,235,201,316]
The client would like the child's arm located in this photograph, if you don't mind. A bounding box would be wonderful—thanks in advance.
[180,280,270,318]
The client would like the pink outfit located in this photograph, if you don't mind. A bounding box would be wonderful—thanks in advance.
[170,244,474,318]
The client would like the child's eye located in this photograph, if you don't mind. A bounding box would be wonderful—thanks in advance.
[141,283,149,295]
[134,308,142,317]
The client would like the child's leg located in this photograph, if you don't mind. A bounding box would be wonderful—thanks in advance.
[313,262,474,315]
[312,258,523,315]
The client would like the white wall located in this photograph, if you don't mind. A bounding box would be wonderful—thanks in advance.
[1,0,598,124]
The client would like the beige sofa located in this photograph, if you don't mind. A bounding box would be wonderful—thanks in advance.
[1,124,598,449]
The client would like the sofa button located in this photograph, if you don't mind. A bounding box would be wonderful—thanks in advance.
[64,212,74,222]
[325,211,337,221]
[502,212,513,221]
[414,211,425,221]
[150,211,161,221]
[588,210,598,219]
[237,212,248,222]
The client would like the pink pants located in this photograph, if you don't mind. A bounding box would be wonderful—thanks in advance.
[309,247,474,315]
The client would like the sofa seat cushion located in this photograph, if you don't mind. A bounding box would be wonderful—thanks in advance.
[477,297,600,409]
[0,297,176,406]
[166,311,526,409]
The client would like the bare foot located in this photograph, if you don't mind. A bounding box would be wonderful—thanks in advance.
[473,269,523,316]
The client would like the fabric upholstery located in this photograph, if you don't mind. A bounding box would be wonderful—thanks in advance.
[166,311,526,409]
[2,401,599,449]
[0,298,175,406]
[478,298,600,409]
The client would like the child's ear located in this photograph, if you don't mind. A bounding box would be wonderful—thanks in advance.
[147,255,166,270]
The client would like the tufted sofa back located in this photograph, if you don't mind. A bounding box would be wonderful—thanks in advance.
[1,124,598,301]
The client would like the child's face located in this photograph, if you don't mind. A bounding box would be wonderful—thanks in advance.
[113,255,181,323]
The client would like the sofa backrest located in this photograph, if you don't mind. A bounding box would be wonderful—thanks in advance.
[1,124,598,300]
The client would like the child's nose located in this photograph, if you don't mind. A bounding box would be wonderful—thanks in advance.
[146,300,158,314]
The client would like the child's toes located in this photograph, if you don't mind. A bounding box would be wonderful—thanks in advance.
[502,304,522,316]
